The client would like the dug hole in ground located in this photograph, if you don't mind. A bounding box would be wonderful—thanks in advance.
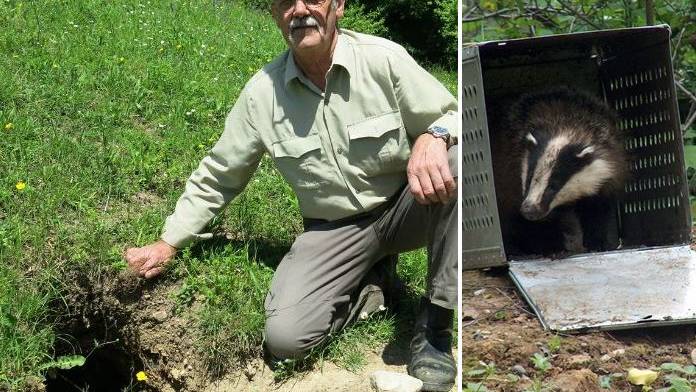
[38,263,455,392]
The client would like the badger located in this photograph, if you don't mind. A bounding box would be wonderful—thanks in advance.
[491,87,629,256]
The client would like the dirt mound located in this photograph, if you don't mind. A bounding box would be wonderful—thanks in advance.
[44,269,209,391]
[41,269,423,391]
[462,269,696,391]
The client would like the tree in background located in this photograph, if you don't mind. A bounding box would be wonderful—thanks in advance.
[349,0,457,68]
[463,0,695,129]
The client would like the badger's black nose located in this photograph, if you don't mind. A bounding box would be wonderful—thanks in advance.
[521,201,547,221]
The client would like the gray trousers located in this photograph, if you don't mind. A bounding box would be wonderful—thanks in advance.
[264,146,458,360]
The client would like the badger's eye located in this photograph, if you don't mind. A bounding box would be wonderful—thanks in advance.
[576,145,595,159]
[525,132,538,148]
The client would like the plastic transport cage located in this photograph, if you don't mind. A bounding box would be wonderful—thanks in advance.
[461,25,696,332]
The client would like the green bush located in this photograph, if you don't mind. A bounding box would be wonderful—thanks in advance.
[434,0,458,63]
[341,2,387,37]
[352,0,457,68]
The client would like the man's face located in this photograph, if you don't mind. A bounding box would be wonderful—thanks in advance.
[272,0,344,53]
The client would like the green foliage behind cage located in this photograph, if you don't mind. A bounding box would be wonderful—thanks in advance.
[463,0,696,111]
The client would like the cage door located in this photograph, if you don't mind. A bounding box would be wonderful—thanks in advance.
[509,246,696,332]
[461,46,507,269]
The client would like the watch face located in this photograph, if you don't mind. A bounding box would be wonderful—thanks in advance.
[430,126,449,137]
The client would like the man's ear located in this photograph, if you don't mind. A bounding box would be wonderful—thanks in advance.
[335,0,346,20]
[270,3,283,29]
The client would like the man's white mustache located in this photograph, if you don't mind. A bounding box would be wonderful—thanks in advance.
[289,16,319,30]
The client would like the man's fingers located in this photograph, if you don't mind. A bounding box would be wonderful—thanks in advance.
[124,247,137,262]
[125,248,146,268]
[440,164,456,199]
[410,159,454,205]
[125,242,177,279]
[139,257,163,275]
[408,172,430,205]
[428,164,449,203]
[418,168,440,204]
[144,267,164,279]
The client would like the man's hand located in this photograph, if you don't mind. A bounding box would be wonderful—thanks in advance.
[407,133,456,205]
[124,240,178,279]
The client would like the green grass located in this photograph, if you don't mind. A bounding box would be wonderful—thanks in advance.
[0,0,456,389]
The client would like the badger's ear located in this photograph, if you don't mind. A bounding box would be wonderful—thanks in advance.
[577,145,595,158]
[525,132,538,146]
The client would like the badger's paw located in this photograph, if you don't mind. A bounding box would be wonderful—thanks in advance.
[563,231,586,254]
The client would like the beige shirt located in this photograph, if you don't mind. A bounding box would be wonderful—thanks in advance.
[162,29,458,248]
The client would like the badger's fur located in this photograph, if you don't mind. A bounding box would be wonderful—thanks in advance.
[491,87,629,256]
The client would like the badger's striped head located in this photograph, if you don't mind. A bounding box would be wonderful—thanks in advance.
[519,129,615,221]
[509,87,626,221]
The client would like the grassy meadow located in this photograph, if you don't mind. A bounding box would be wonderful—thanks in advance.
[0,0,456,390]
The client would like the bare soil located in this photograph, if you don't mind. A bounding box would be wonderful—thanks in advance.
[204,352,407,392]
[462,268,696,391]
[42,270,443,392]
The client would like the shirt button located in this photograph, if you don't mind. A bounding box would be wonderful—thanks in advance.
[337,147,344,154]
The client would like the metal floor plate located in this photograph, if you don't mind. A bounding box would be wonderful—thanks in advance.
[509,246,696,332]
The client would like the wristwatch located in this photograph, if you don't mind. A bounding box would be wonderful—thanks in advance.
[426,126,458,149]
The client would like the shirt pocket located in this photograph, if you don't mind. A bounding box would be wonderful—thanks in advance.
[272,134,326,190]
[347,110,410,177]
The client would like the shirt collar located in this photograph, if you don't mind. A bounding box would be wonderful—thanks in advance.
[332,31,355,77]
[283,30,355,87]
[283,50,302,87]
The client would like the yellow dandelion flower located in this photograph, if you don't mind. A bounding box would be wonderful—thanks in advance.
[176,44,182,49]
[136,371,148,382]
[16,181,26,191]
[4,123,13,131]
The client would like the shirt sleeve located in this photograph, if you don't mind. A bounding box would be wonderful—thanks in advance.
[388,48,458,141]
[161,88,264,248]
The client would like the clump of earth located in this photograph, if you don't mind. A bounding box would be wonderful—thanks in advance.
[462,268,696,391]
[39,269,438,392]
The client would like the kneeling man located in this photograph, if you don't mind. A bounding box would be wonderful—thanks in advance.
[125,0,458,390]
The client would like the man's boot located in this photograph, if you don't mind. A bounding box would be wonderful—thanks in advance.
[346,254,407,329]
[408,297,456,391]
[370,254,404,309]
